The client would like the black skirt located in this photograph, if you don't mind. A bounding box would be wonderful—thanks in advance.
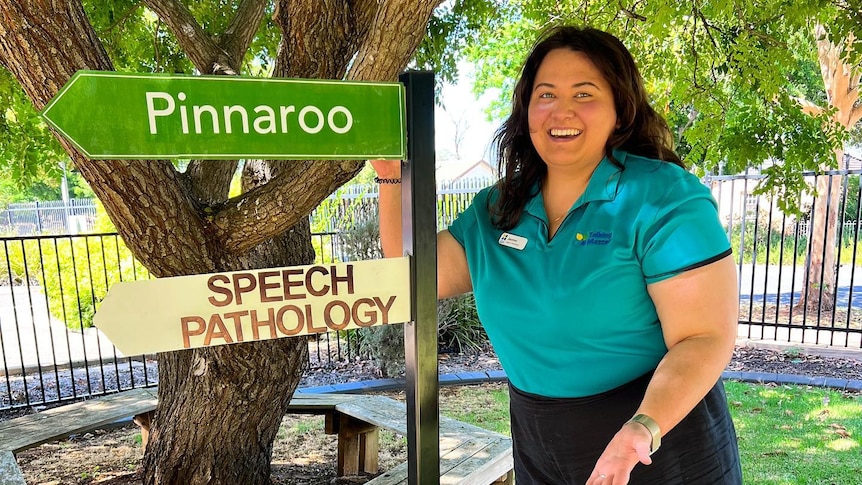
[508,372,742,484]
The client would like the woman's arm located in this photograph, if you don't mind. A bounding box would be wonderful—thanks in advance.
[587,255,738,485]
[369,160,472,300]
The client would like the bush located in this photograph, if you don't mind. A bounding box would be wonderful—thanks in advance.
[437,293,487,353]
[335,208,489,374]
[730,212,808,265]
[43,235,147,330]
[357,323,405,378]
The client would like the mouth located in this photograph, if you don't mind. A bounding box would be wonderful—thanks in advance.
[549,128,582,139]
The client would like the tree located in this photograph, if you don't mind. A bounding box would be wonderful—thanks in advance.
[793,24,862,311]
[464,0,857,314]
[0,1,456,483]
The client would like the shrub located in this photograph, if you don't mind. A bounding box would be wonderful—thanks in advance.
[43,235,148,329]
[437,293,487,353]
[336,208,489,374]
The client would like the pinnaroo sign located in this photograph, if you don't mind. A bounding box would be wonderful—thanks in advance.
[40,71,406,160]
[93,258,411,356]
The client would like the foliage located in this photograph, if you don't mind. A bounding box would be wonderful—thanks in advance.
[843,175,860,222]
[730,213,809,265]
[437,293,488,353]
[465,0,852,208]
[358,320,406,378]
[0,69,67,200]
[413,0,499,100]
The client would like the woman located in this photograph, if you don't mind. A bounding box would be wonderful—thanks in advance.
[372,25,742,484]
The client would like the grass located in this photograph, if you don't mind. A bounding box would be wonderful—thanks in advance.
[436,382,862,485]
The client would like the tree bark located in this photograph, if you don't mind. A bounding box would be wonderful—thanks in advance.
[0,1,437,483]
[801,156,842,313]
[799,25,862,315]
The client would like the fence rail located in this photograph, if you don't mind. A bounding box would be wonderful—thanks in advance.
[0,199,98,236]
[3,171,862,410]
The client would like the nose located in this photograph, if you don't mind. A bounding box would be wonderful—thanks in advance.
[552,97,577,119]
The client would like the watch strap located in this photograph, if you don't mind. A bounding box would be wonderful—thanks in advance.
[628,413,661,455]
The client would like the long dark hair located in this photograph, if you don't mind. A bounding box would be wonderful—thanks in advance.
[490,25,683,230]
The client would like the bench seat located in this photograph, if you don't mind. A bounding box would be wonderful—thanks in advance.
[0,388,513,485]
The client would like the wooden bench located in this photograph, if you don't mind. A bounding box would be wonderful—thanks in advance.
[316,393,513,484]
[0,451,26,485]
[0,388,513,485]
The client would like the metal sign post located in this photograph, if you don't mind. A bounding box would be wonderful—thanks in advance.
[399,70,439,485]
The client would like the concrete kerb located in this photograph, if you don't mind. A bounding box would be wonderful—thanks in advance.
[296,369,862,395]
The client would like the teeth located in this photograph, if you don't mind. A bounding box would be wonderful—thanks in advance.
[550,128,582,137]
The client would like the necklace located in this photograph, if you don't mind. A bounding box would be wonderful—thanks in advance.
[551,213,567,224]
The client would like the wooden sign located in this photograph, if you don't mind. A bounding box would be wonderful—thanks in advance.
[94,257,411,355]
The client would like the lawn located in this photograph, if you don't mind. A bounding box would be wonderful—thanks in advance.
[438,381,862,485]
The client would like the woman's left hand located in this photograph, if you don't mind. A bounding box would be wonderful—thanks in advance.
[585,421,653,484]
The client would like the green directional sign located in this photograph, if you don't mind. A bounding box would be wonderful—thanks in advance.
[41,71,406,160]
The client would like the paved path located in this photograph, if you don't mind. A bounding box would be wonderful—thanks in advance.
[738,264,862,309]
[0,285,118,376]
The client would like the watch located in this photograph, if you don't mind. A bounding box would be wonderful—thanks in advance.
[628,414,661,455]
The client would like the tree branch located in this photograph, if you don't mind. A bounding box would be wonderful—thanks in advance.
[210,0,440,253]
[143,0,224,73]
[794,96,825,117]
[212,160,362,252]
[0,0,213,276]
[349,0,442,81]
[185,160,239,205]
[849,103,862,126]
[217,0,268,71]
[274,0,375,79]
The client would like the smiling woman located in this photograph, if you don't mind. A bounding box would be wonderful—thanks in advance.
[372,24,741,485]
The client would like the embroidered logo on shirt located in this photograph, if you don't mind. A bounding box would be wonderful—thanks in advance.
[576,231,613,246]
[498,232,528,250]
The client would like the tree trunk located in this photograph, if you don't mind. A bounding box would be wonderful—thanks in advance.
[143,229,314,485]
[797,25,862,316]
[799,151,843,314]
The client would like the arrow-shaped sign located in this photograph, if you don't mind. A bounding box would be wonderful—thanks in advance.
[41,71,406,160]
[94,257,411,356]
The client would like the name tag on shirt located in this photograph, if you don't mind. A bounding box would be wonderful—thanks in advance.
[498,232,527,250]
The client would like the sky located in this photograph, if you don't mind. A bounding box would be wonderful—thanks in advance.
[433,69,502,167]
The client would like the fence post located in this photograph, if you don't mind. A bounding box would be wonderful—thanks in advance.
[34,201,43,233]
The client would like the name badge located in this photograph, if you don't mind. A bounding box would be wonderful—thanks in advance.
[498,232,527,250]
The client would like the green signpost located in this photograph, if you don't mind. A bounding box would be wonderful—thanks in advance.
[42,70,438,485]
[41,71,406,160]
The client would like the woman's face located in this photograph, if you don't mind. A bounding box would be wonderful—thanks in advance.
[527,48,618,172]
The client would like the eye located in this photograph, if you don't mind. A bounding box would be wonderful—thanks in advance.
[575,92,592,99]
[538,92,555,99]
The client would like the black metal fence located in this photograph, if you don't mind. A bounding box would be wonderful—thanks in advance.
[0,199,98,236]
[0,183,486,411]
[4,172,862,410]
[709,168,862,349]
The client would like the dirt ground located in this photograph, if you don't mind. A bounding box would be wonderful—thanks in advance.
[15,405,409,484]
[11,346,862,484]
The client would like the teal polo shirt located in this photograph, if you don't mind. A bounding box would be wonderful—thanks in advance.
[447,150,731,398]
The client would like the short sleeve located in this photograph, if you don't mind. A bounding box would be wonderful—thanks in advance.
[640,175,731,284]
[446,187,489,247]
